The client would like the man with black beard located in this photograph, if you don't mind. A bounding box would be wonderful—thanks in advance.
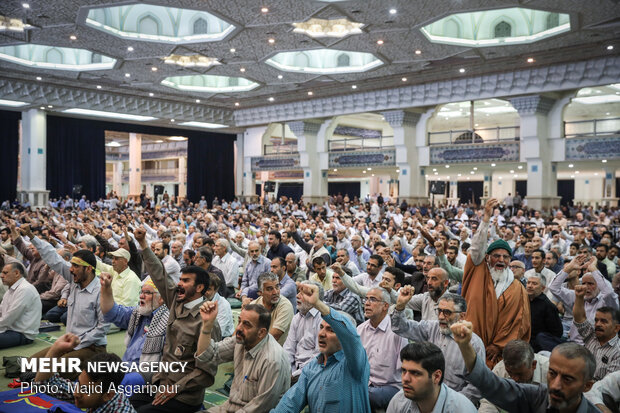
[100,273,169,391]
[132,227,221,413]
[403,267,450,321]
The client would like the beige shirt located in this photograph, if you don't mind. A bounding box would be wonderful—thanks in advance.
[251,296,294,346]
[197,334,291,412]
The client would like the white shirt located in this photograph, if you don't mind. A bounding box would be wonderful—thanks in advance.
[352,272,382,289]
[213,292,234,337]
[0,277,42,340]
[213,252,241,288]
[162,255,181,284]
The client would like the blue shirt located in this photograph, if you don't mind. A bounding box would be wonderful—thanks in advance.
[104,303,159,364]
[241,256,271,296]
[279,274,297,313]
[272,308,371,413]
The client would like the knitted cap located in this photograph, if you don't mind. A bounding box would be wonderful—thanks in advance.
[486,239,512,256]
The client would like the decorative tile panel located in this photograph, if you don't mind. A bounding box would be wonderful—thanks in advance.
[565,137,620,160]
[251,154,301,171]
[329,149,396,168]
[430,142,519,164]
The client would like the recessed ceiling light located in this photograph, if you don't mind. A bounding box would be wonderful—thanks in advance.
[415,49,422,55]
[151,67,158,72]
[510,170,515,173]
[230,48,236,53]
[607,45,614,50]
[367,167,372,170]
[240,67,246,72]
[527,57,535,63]
[470,171,475,174]
[389,8,397,14]
[69,35,77,40]
[568,164,573,168]
[445,165,450,168]
[127,46,134,52]
[377,40,384,45]
[457,173,461,177]
[268,97,274,102]
[575,171,580,174]
[498,176,502,179]
[473,167,477,170]
[22,3,30,9]
[168,136,188,141]
[124,73,130,77]
[155,139,164,143]
[513,174,518,178]
[606,112,610,115]
[307,91,313,96]
[234,102,240,107]
[594,173,598,176]
[261,7,269,13]
[602,159,607,163]
[570,175,575,178]
[432,168,437,171]
[372,173,375,177]
[467,177,470,180]
[459,68,465,73]
[474,123,479,127]
[268,38,275,44]
[363,170,366,173]
[491,163,496,167]
[170,119,175,122]
[351,85,357,89]
[396,170,400,173]
[333,168,338,172]
[96,85,102,89]
[148,92,154,97]
[517,165,523,169]
[47,105,53,108]
[277,74,283,79]
[401,77,407,82]
[195,99,200,103]
[36,76,42,81]
[39,106,45,109]
[434,172,439,175]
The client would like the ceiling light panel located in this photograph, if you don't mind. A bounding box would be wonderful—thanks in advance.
[161,74,259,93]
[265,49,382,74]
[63,108,157,121]
[292,18,363,38]
[85,4,236,44]
[0,44,115,71]
[421,8,570,47]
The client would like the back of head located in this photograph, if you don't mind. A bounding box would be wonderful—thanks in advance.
[86,353,124,388]
[502,340,534,369]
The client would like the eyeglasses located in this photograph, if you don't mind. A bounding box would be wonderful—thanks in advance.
[436,308,459,317]
[363,297,383,304]
[140,290,155,296]
[509,264,523,269]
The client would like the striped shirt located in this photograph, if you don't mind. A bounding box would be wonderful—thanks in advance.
[324,288,364,324]
[575,319,620,381]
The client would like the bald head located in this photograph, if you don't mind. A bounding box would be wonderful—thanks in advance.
[510,260,525,280]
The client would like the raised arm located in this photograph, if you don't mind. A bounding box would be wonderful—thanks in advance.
[435,241,463,282]
[469,199,498,266]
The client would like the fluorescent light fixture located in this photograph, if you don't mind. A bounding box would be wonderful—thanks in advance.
[0,99,28,107]
[105,141,121,147]
[572,95,620,104]
[178,121,227,129]
[167,136,188,141]
[62,108,157,121]
[0,44,115,71]
[477,106,517,114]
[266,49,382,74]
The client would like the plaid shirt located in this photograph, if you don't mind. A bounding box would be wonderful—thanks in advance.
[324,288,364,324]
[32,374,136,413]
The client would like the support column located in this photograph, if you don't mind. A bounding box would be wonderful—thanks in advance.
[128,133,142,199]
[178,156,187,200]
[112,161,123,196]
[602,167,618,207]
[480,171,493,205]
[19,109,49,207]
[241,126,268,203]
[510,96,561,211]
[235,133,244,199]
[288,120,328,205]
[447,179,459,206]
[382,110,428,205]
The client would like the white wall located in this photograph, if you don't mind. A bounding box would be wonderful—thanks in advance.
[574,177,604,205]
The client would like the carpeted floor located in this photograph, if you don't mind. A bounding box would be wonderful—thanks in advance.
[0,308,242,410]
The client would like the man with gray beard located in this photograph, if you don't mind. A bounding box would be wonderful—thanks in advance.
[100,274,169,389]
[391,288,485,404]
[462,198,531,369]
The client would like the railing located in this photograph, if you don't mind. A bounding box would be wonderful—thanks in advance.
[328,136,394,152]
[564,117,620,138]
[428,126,519,146]
[263,143,298,155]
[121,168,179,177]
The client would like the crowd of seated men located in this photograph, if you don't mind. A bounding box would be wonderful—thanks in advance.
[0,191,618,413]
